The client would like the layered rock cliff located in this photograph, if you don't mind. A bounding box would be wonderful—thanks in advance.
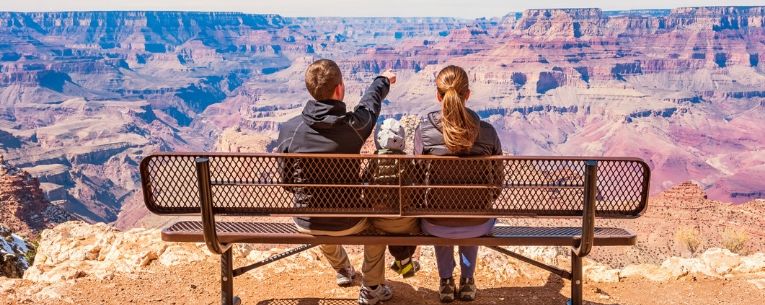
[0,155,73,237]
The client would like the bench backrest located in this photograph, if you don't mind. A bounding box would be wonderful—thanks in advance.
[140,153,650,218]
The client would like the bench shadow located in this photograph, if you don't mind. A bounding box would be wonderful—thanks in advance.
[256,274,618,305]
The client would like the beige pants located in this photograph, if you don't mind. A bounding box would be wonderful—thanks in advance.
[296,217,419,286]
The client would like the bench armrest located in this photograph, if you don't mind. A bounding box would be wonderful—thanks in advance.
[574,160,597,257]
[196,157,232,255]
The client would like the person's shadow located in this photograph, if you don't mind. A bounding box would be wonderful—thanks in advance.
[256,274,619,305]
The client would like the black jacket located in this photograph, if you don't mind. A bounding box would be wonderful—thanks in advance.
[413,108,503,227]
[276,76,389,231]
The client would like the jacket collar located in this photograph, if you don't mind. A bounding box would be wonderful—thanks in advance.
[302,99,347,129]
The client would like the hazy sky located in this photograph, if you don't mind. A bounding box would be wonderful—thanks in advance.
[2,0,762,18]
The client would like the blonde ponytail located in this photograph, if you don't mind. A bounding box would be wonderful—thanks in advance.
[437,66,478,153]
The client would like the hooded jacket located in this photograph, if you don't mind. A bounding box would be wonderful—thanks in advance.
[414,108,503,227]
[276,76,389,231]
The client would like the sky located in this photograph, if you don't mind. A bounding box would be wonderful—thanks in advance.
[1,0,763,18]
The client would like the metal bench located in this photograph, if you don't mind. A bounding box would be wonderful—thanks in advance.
[140,153,650,305]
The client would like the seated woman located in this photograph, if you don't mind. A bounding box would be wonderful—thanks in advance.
[414,65,503,303]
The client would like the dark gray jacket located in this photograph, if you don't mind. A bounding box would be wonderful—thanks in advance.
[414,109,503,227]
[276,76,389,231]
[414,109,502,157]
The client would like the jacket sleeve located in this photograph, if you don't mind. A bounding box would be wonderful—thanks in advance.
[410,125,428,186]
[413,125,424,155]
[492,129,503,156]
[347,76,390,139]
[489,127,504,199]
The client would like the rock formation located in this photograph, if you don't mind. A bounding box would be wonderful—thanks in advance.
[23,221,207,283]
[0,225,33,278]
[0,154,73,237]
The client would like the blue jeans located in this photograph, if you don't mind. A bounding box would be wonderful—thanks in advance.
[421,219,496,279]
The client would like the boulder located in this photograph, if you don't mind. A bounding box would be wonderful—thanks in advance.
[474,246,567,281]
[23,221,208,283]
[159,244,207,267]
[586,265,620,283]
[660,257,695,278]
[700,248,741,275]
[619,264,675,282]
[733,253,765,274]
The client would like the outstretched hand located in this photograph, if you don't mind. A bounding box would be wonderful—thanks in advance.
[381,70,396,85]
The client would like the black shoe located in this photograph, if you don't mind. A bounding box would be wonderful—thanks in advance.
[458,277,476,301]
[390,258,420,278]
[439,277,456,303]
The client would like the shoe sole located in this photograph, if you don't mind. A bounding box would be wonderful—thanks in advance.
[439,288,456,303]
[337,276,355,287]
[401,271,416,278]
[439,296,455,303]
[459,291,476,301]
[358,293,392,305]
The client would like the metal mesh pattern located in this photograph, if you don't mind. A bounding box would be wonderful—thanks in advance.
[140,153,650,218]
[165,221,634,238]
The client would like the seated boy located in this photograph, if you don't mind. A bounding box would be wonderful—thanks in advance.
[275,59,416,305]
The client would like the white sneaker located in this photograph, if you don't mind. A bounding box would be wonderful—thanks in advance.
[358,284,393,305]
[336,266,356,287]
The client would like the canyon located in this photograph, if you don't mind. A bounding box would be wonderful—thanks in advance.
[0,7,762,226]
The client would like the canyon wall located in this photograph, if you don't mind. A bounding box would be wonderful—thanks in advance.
[0,8,763,226]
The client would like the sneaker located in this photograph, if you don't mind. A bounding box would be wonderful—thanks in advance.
[336,266,356,287]
[439,277,456,303]
[389,258,420,278]
[358,284,393,305]
[458,277,477,301]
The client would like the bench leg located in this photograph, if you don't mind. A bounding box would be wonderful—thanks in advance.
[568,250,583,305]
[221,248,241,305]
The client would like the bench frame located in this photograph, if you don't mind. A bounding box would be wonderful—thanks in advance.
[198,158,598,305]
[142,154,650,305]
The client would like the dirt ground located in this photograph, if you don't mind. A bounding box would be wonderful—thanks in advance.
[3,256,763,305]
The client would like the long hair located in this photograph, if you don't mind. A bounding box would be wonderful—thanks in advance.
[436,65,478,153]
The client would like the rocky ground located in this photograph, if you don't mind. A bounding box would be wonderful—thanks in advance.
[0,222,764,304]
[4,258,765,305]
[515,182,765,267]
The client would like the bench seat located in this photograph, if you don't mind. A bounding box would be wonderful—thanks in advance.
[162,221,636,247]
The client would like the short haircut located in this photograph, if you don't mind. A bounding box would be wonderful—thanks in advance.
[305,59,343,100]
